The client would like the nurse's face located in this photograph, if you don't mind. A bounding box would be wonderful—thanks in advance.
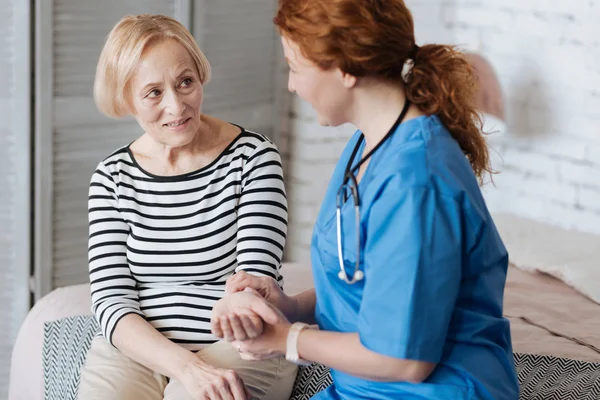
[282,36,353,127]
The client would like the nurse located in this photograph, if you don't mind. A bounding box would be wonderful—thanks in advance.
[212,0,519,399]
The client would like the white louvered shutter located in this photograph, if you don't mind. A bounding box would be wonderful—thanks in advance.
[34,0,191,298]
[34,0,281,299]
[193,0,279,137]
[0,0,32,396]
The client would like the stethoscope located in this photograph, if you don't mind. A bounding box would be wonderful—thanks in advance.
[336,100,412,284]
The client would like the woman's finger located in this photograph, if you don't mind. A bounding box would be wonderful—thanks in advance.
[240,314,262,339]
[228,314,248,341]
[217,379,234,400]
[205,385,221,400]
[220,316,235,342]
[225,370,248,400]
[211,316,224,338]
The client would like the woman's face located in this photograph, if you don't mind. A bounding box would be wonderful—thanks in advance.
[128,39,204,148]
[282,36,352,127]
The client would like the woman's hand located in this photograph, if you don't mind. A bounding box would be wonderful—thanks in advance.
[226,271,299,320]
[212,289,280,342]
[176,357,251,400]
[232,311,291,361]
[213,289,291,361]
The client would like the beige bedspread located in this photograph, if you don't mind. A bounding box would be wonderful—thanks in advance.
[504,265,600,362]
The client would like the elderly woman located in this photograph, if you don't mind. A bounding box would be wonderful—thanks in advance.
[79,14,297,400]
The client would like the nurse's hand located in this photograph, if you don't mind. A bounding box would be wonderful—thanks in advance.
[212,289,280,342]
[231,306,291,361]
[226,271,298,319]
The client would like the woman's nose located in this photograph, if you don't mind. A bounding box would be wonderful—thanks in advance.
[164,90,186,115]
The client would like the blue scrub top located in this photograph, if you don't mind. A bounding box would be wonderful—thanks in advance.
[310,115,519,400]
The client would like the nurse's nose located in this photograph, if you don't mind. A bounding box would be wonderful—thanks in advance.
[287,74,295,93]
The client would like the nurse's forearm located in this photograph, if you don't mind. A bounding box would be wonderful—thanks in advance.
[289,288,317,324]
[296,329,436,383]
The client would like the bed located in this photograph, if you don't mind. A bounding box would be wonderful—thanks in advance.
[8,214,600,399]
[505,266,600,363]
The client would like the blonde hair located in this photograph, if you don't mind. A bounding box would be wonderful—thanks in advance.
[94,14,211,118]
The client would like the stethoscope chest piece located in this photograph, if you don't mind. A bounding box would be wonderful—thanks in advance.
[338,268,364,284]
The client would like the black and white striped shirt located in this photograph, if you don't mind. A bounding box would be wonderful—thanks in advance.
[88,129,287,350]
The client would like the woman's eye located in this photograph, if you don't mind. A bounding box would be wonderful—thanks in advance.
[181,78,193,87]
[148,89,161,98]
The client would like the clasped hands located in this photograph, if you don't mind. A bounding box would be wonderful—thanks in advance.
[211,271,294,360]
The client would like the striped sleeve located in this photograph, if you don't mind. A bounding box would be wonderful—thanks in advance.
[236,140,288,286]
[88,162,144,346]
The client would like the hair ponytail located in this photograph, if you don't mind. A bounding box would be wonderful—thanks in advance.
[274,0,493,183]
[406,45,493,183]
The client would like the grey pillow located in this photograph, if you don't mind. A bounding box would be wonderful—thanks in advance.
[43,315,600,400]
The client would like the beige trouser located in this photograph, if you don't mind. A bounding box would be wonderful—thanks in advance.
[78,338,298,400]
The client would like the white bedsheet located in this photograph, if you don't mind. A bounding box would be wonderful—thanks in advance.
[494,212,600,305]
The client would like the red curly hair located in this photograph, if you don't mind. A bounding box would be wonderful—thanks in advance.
[274,0,492,182]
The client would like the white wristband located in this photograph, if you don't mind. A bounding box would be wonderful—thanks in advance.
[285,322,312,366]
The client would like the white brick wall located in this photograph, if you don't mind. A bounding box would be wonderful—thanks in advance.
[278,0,600,263]
[449,0,600,238]
[284,98,357,261]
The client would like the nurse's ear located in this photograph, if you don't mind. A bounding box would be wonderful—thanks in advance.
[337,69,358,89]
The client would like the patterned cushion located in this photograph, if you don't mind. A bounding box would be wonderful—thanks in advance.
[514,353,600,399]
[43,315,600,400]
[43,316,99,400]
[290,363,332,400]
